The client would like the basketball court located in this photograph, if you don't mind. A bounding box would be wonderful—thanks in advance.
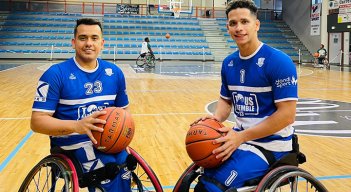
[0,58,351,191]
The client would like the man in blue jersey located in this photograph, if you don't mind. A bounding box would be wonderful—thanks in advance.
[193,0,298,191]
[31,18,131,191]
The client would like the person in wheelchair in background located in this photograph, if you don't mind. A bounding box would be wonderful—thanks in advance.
[314,44,328,68]
[191,1,298,191]
[137,37,156,68]
[30,18,132,191]
[140,37,154,58]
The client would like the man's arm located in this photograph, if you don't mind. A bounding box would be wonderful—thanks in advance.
[238,100,296,143]
[31,111,106,144]
[213,100,296,161]
[214,97,233,122]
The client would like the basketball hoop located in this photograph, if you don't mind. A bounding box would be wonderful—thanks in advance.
[173,7,180,18]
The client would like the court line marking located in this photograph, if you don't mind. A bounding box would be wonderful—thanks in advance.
[0,130,33,172]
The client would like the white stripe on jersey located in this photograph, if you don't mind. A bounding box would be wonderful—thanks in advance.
[32,108,55,113]
[60,141,92,150]
[59,95,116,105]
[247,139,293,152]
[238,143,269,164]
[228,85,272,93]
[275,97,298,103]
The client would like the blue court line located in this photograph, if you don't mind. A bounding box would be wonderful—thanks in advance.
[316,175,351,180]
[0,130,33,172]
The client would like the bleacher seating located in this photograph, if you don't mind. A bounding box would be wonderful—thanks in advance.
[0,12,213,60]
[0,11,310,62]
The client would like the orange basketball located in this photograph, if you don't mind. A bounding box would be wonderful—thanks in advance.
[165,33,171,39]
[92,107,135,154]
[185,118,225,168]
[313,52,319,57]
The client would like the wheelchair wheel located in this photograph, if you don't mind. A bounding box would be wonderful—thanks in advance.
[255,165,328,192]
[136,55,145,67]
[173,163,200,192]
[129,147,164,192]
[323,59,329,69]
[19,154,79,192]
[146,55,156,68]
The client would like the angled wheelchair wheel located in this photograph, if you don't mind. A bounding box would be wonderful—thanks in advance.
[173,163,200,192]
[136,55,146,67]
[146,55,156,68]
[129,147,164,192]
[255,165,328,192]
[19,154,79,192]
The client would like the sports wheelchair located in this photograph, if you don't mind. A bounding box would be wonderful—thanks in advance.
[136,53,156,68]
[173,135,328,192]
[19,147,163,192]
[313,54,329,69]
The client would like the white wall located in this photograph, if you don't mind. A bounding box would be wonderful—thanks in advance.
[282,0,320,54]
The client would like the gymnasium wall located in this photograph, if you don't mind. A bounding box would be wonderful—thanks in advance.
[282,0,320,54]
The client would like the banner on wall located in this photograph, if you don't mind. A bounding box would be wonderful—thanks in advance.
[116,4,139,14]
[338,1,351,23]
[310,3,321,36]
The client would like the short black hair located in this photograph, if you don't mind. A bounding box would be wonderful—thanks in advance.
[225,0,258,18]
[74,18,103,37]
[144,37,149,42]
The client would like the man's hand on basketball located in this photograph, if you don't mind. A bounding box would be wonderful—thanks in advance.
[212,127,244,161]
[190,115,220,126]
[74,110,107,144]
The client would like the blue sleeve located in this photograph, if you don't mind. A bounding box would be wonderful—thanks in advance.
[114,68,129,108]
[32,65,62,112]
[220,58,231,100]
[266,51,298,102]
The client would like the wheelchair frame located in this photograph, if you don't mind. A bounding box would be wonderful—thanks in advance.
[19,147,163,192]
[173,134,328,192]
[136,53,156,68]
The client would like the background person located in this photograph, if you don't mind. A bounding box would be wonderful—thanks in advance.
[140,37,153,57]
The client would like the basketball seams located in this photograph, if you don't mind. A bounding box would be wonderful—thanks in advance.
[185,119,225,168]
[97,107,114,147]
[190,123,224,136]
[105,108,126,153]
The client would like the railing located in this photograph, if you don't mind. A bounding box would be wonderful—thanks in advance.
[0,0,276,20]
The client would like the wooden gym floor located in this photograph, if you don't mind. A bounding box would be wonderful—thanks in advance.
[0,60,350,191]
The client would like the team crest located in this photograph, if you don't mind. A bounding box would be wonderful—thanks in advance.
[105,68,114,76]
[256,57,265,67]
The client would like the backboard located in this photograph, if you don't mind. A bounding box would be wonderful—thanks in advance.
[157,0,193,15]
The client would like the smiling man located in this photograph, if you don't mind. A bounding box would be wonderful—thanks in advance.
[191,0,298,191]
[31,18,132,191]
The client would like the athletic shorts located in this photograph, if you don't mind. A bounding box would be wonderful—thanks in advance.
[73,144,131,192]
[201,143,288,191]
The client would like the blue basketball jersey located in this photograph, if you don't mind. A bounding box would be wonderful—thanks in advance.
[32,57,129,147]
[220,43,298,152]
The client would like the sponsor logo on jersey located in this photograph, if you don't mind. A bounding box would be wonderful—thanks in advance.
[34,81,49,102]
[105,68,114,76]
[77,103,109,120]
[69,73,76,80]
[228,60,234,67]
[275,76,297,88]
[233,92,258,116]
[256,57,265,67]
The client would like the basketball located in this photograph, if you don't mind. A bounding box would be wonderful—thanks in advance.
[185,118,225,168]
[92,107,135,154]
[165,33,171,39]
[313,52,319,57]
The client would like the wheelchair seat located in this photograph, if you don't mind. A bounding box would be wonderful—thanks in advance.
[50,146,138,189]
